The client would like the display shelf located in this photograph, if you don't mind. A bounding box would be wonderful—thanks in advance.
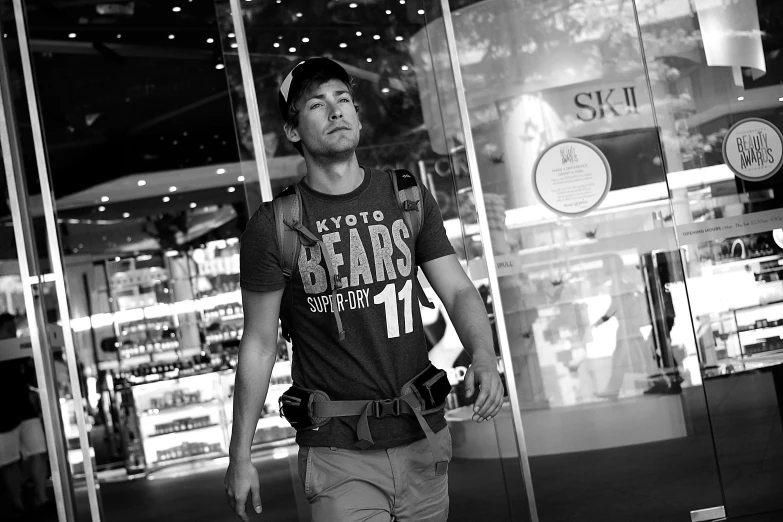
[149,424,220,438]
[152,450,226,468]
[140,399,220,416]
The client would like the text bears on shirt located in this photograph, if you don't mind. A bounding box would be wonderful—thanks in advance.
[299,218,413,294]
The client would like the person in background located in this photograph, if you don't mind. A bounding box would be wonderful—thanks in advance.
[0,313,49,518]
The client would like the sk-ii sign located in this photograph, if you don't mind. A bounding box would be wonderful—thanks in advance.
[574,86,639,121]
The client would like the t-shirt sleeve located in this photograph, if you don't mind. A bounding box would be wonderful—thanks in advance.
[415,183,455,265]
[239,204,286,293]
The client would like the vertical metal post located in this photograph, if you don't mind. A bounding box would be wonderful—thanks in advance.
[11,0,103,520]
[0,19,76,522]
[438,1,539,520]
[228,0,274,202]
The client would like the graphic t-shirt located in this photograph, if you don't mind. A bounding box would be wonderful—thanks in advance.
[240,167,454,449]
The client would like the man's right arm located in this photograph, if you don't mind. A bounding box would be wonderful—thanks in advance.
[225,287,284,521]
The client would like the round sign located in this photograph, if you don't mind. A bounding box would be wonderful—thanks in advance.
[532,139,611,217]
[722,118,783,182]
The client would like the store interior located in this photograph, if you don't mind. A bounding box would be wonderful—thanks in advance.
[1,0,783,521]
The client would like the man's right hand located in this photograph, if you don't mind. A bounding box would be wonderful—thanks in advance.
[225,459,262,521]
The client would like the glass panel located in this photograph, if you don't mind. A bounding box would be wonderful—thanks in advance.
[221,0,523,519]
[442,0,726,519]
[639,0,783,518]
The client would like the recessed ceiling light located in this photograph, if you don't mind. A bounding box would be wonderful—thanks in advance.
[296,12,303,17]
[190,202,197,209]
[228,33,235,38]
[418,9,424,14]
[366,57,373,62]
[168,34,175,40]
[349,2,357,7]
[401,65,409,71]
[137,180,146,186]
[172,7,181,12]
[215,64,225,70]
[98,206,106,212]
[207,38,214,43]
[302,37,309,43]
[230,43,238,48]
[289,47,296,52]
[101,196,109,202]
[373,35,380,40]
[381,88,390,93]
[356,31,362,36]
[274,43,280,48]
[217,168,226,174]
[395,36,403,41]
[115,257,121,262]
[340,43,347,48]
[737,96,745,101]
[169,186,177,192]
[779,97,783,102]
[163,196,171,202]
[123,212,130,218]
[278,35,283,39]
[68,33,76,38]
[228,187,236,193]
[117,34,122,38]
[386,9,392,14]
[399,0,405,3]
[238,176,245,182]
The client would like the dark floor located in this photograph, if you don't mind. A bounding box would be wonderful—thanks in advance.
[23,368,783,521]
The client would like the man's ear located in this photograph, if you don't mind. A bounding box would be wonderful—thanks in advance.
[283,122,301,145]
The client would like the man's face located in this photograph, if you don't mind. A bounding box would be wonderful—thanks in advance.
[285,79,361,159]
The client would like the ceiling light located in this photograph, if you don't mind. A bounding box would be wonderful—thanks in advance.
[117,34,122,38]
[386,9,392,14]
[381,88,390,94]
[302,37,309,43]
[401,65,409,71]
[356,31,362,36]
[123,213,130,218]
[207,38,214,43]
[230,43,238,48]
[168,34,175,40]
[169,186,177,192]
[115,257,121,262]
[101,196,109,202]
[349,2,357,7]
[395,36,403,41]
[737,96,745,101]
[173,7,181,12]
[190,202,197,209]
[366,57,373,62]
[296,12,303,17]
[278,35,283,39]
[289,47,296,52]
[418,9,424,14]
[400,0,405,3]
[228,187,236,193]
[228,33,235,38]
[215,64,225,70]
[98,206,106,212]
[274,43,280,48]
[373,35,380,40]
[68,33,76,39]
[217,168,226,174]
[779,97,783,102]
[339,43,347,48]
[137,180,146,186]
[238,176,245,182]
[163,196,171,203]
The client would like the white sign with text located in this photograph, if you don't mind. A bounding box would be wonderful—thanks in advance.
[722,118,783,181]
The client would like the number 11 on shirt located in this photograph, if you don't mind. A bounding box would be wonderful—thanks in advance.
[373,280,413,338]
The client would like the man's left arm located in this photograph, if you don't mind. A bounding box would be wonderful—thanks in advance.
[421,255,504,422]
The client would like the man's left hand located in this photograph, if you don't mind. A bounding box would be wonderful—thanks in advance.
[464,355,504,422]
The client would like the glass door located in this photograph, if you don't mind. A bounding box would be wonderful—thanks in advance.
[436,0,727,520]
[639,0,783,519]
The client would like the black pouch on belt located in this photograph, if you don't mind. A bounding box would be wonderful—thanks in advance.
[403,363,451,412]
[278,385,331,431]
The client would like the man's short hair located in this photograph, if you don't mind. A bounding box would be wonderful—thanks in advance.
[0,313,15,332]
[278,58,357,154]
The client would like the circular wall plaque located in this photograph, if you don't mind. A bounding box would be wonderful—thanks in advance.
[532,139,611,217]
[722,118,783,182]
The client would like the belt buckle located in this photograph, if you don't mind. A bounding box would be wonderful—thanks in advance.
[373,398,401,418]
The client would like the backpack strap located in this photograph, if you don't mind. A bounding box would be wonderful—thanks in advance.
[389,170,435,309]
[273,183,346,341]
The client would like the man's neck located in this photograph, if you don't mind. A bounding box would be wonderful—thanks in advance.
[302,154,364,195]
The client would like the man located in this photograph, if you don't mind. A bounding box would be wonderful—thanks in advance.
[0,313,49,518]
[225,57,503,521]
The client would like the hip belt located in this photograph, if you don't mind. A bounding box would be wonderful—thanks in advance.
[279,363,451,475]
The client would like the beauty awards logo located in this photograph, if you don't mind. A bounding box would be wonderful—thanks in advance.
[723,118,783,182]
